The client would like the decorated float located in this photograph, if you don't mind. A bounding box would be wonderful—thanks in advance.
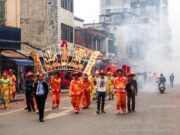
[30,41,101,76]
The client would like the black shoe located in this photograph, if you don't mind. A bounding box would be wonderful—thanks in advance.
[101,110,106,114]
[132,110,135,112]
[24,107,28,110]
[39,119,44,122]
[128,110,131,113]
[52,106,56,109]
[75,112,79,114]
[28,110,31,112]
[96,110,100,114]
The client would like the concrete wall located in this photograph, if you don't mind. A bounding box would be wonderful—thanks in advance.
[21,0,58,49]
[5,0,20,28]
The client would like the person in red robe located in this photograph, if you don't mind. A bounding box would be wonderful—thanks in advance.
[114,69,127,115]
[81,74,92,109]
[50,72,61,109]
[69,72,83,114]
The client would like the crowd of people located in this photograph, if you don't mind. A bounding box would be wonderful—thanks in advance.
[0,67,176,123]
[0,68,139,122]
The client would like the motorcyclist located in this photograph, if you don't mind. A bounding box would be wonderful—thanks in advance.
[158,74,166,88]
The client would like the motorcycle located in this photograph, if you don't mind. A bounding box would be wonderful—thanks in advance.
[158,83,166,94]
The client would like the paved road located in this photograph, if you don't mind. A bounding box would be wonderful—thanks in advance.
[0,85,180,135]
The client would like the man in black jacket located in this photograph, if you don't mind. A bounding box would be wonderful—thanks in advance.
[126,73,138,113]
[25,72,35,112]
[34,73,49,122]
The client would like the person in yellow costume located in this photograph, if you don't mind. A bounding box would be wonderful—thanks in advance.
[9,69,16,99]
[90,74,97,100]
[0,71,11,109]
[107,72,114,100]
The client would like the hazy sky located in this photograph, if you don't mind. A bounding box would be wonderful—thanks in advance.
[74,0,180,56]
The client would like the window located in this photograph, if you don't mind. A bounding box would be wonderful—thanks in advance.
[61,23,73,43]
[61,0,73,13]
[106,0,111,5]
[106,9,111,15]
[108,40,115,53]
[0,0,4,20]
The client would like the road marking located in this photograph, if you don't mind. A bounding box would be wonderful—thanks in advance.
[45,107,73,120]
[0,108,24,116]
[0,97,70,116]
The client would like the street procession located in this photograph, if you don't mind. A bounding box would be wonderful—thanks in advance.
[0,0,180,135]
[0,41,139,122]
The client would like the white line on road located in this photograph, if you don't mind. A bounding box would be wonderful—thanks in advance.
[45,107,73,120]
[0,108,24,116]
[0,97,69,116]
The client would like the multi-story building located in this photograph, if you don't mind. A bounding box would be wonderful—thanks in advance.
[75,28,115,60]
[74,16,84,28]
[99,0,171,71]
[21,0,74,49]
[0,0,20,27]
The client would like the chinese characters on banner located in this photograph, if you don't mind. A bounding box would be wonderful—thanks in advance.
[31,41,101,74]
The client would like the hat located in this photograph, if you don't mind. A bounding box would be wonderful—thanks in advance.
[72,72,82,77]
[116,69,123,73]
[52,71,60,76]
[9,69,14,73]
[34,72,40,76]
[26,71,33,77]
[127,72,136,77]
[3,70,8,74]
[107,72,112,75]
[98,71,106,76]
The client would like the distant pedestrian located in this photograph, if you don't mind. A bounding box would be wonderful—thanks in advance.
[25,72,35,112]
[96,71,108,114]
[169,73,174,88]
[34,73,49,122]
[126,73,138,113]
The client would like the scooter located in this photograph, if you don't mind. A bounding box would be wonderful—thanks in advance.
[158,83,166,94]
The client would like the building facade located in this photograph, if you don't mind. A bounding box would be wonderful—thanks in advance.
[0,0,20,27]
[75,28,115,60]
[21,0,74,49]
[99,0,171,71]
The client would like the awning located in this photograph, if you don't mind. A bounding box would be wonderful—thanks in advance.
[10,58,34,66]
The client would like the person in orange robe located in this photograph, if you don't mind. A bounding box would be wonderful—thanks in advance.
[9,69,16,99]
[81,74,92,109]
[50,72,61,109]
[114,69,127,115]
[69,72,83,114]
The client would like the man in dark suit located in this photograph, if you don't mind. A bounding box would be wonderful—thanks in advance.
[126,73,138,113]
[34,73,49,122]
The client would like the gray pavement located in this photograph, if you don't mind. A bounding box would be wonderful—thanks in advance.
[0,85,180,135]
